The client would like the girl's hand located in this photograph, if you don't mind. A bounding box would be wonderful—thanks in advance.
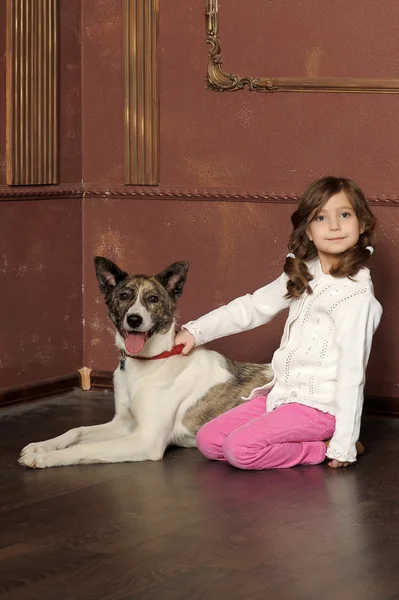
[175,329,196,355]
[327,459,352,469]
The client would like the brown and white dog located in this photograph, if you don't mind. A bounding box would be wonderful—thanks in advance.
[19,258,273,468]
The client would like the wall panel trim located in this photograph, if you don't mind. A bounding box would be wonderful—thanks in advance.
[124,0,159,185]
[0,185,83,200]
[6,0,58,185]
[1,184,399,206]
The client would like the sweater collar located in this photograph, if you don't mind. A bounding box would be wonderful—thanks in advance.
[309,258,327,279]
[308,258,370,287]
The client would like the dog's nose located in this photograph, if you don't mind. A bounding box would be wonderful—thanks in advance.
[126,314,143,329]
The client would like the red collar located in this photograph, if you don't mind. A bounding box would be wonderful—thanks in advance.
[121,344,185,364]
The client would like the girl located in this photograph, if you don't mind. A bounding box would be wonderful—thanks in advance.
[175,176,382,470]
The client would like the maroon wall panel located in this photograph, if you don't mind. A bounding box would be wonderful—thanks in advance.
[79,0,399,403]
[0,0,83,392]
[77,0,399,192]
[220,2,399,80]
[159,1,399,193]
[0,200,83,388]
[81,0,124,184]
[1,0,398,405]
[59,0,82,183]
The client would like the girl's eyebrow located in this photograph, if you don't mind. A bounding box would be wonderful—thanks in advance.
[318,205,354,214]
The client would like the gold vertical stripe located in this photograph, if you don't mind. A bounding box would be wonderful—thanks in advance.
[37,0,43,183]
[43,0,48,183]
[124,0,159,185]
[6,0,58,185]
[53,0,58,183]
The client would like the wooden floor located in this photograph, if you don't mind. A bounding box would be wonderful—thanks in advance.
[0,392,399,600]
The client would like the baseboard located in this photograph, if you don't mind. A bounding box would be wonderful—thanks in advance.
[1,371,399,418]
[90,370,114,389]
[0,373,80,407]
[87,371,399,417]
[364,396,399,417]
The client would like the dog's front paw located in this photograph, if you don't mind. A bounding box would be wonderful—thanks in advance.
[20,441,50,457]
[20,430,79,457]
[18,452,60,469]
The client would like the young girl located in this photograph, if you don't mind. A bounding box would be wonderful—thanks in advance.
[175,176,382,470]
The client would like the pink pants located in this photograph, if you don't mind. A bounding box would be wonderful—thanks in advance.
[196,395,336,470]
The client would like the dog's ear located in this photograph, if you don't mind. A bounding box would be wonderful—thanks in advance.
[155,261,189,298]
[94,257,128,293]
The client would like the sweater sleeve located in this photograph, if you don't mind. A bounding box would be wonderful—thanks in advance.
[325,290,383,463]
[182,272,290,346]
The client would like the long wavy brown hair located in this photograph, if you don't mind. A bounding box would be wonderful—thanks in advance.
[284,176,376,299]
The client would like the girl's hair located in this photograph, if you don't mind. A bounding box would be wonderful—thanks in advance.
[284,176,376,299]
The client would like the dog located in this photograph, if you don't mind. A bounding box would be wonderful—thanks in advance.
[19,258,273,468]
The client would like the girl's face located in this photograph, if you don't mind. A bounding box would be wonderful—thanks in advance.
[306,191,364,270]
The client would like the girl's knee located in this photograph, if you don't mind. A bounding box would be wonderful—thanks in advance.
[196,422,224,460]
[222,430,277,470]
[222,435,256,470]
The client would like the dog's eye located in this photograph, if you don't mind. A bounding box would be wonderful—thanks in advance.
[119,291,130,301]
[149,295,159,304]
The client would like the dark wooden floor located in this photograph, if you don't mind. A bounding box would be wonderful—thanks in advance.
[1,392,399,600]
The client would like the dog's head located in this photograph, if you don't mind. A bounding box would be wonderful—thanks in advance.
[94,257,189,355]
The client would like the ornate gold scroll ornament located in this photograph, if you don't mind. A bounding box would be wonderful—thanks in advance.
[206,0,399,93]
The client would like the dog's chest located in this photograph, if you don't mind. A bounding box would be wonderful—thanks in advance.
[115,359,182,404]
[113,351,233,438]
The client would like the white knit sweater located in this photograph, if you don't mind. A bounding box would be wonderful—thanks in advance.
[183,259,383,463]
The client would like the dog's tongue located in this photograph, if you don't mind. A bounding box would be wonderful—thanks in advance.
[125,333,146,354]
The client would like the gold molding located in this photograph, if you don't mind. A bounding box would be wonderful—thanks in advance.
[124,0,160,185]
[1,184,399,206]
[206,0,399,94]
[6,0,58,185]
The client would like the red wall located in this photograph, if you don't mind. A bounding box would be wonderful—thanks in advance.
[78,0,399,192]
[0,199,83,388]
[159,1,399,194]
[59,0,83,184]
[81,0,399,400]
[0,0,83,390]
[1,1,399,402]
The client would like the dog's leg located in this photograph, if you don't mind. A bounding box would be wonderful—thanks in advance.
[19,428,167,468]
[20,416,131,457]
